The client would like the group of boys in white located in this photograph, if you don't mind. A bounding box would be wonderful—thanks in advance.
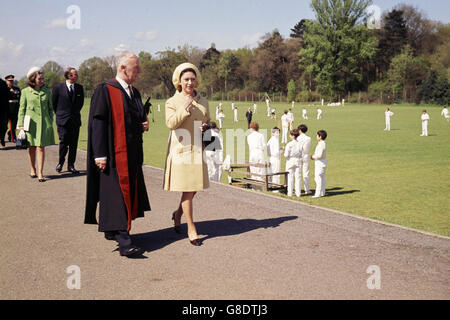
[247,124,327,198]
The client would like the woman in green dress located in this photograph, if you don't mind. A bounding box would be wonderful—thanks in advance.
[18,67,55,182]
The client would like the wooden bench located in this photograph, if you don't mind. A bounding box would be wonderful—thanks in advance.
[227,163,288,193]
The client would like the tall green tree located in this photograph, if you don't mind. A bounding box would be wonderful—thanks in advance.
[375,9,408,77]
[217,50,240,93]
[41,60,64,88]
[154,49,186,96]
[251,30,301,93]
[78,57,114,94]
[387,45,427,102]
[299,0,377,99]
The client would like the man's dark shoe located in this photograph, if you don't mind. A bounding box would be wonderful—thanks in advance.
[68,166,79,174]
[56,163,63,173]
[0,140,5,147]
[119,245,143,257]
[104,231,118,241]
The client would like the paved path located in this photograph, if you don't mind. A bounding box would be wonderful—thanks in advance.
[0,143,449,299]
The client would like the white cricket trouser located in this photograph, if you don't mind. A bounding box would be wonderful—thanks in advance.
[385,120,391,131]
[287,166,301,197]
[422,122,428,136]
[314,161,327,197]
[205,151,222,182]
[281,126,289,144]
[269,157,281,185]
[218,119,223,128]
[317,114,321,120]
[301,157,310,193]
[234,111,238,122]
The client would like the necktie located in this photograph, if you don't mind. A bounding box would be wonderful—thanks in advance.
[128,85,134,100]
[69,84,74,99]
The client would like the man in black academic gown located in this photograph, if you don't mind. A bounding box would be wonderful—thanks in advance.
[52,68,84,173]
[85,52,151,257]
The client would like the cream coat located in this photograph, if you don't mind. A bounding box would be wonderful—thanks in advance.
[163,91,210,191]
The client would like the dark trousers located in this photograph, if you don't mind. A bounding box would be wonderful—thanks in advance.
[0,110,7,143]
[7,107,19,141]
[57,120,80,167]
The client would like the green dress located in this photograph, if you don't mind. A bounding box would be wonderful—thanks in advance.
[18,86,55,146]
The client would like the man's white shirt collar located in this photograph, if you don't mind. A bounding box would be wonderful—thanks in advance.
[115,76,132,97]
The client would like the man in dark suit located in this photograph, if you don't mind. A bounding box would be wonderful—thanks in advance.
[246,107,253,129]
[52,67,84,173]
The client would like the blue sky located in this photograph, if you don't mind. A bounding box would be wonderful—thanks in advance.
[1,0,449,78]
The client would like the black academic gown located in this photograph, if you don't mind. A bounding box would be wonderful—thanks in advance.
[84,79,150,232]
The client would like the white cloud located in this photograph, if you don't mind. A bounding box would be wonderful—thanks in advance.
[50,46,68,57]
[43,18,67,29]
[0,37,25,75]
[135,30,158,41]
[114,43,129,52]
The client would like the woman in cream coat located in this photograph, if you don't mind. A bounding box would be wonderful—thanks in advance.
[163,63,210,246]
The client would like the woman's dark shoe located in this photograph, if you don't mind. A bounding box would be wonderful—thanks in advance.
[172,211,181,234]
[38,178,46,182]
[189,238,202,246]
[30,174,37,179]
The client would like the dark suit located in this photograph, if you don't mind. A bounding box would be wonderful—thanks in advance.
[52,82,84,167]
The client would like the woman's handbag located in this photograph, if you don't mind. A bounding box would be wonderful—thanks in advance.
[16,130,29,150]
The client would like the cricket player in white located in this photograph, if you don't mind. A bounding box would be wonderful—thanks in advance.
[266,98,271,117]
[233,104,238,122]
[217,109,225,129]
[311,130,327,198]
[281,110,290,144]
[291,101,295,109]
[267,127,282,186]
[317,107,322,120]
[287,108,294,130]
[253,103,257,113]
[302,108,308,119]
[384,108,394,131]
[297,124,312,195]
[247,122,266,182]
[205,122,223,182]
[421,110,430,136]
[441,107,449,121]
[284,129,302,197]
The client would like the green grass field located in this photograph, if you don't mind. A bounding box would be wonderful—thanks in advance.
[75,99,450,237]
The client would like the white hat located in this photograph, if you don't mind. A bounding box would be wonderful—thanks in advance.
[172,62,201,91]
[27,66,43,79]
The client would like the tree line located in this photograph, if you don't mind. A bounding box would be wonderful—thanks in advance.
[16,0,450,105]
